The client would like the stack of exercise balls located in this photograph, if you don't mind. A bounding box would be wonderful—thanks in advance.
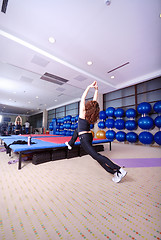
[153,101,161,145]
[114,108,126,142]
[49,101,161,146]
[51,115,79,136]
[105,107,116,141]
[96,101,161,147]
[137,102,154,145]
[97,111,106,139]
[125,108,138,143]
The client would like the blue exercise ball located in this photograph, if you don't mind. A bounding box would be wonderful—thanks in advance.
[106,107,115,117]
[154,131,161,145]
[52,118,57,122]
[126,132,138,143]
[138,116,154,130]
[71,117,76,122]
[90,124,94,129]
[126,108,137,118]
[70,131,74,136]
[114,108,124,118]
[49,125,53,130]
[59,125,64,130]
[115,119,125,130]
[66,115,72,122]
[98,121,105,129]
[75,115,79,121]
[116,131,126,142]
[62,130,67,135]
[63,116,67,122]
[65,123,71,129]
[125,120,137,130]
[139,132,153,145]
[55,131,60,135]
[106,130,116,141]
[66,131,71,136]
[137,102,152,115]
[57,119,61,124]
[155,116,161,128]
[56,125,60,130]
[99,111,106,120]
[153,101,161,114]
[105,118,115,129]
[71,124,75,130]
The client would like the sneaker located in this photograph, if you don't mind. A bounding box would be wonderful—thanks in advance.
[112,172,122,183]
[112,168,127,183]
[65,142,72,150]
[119,167,127,177]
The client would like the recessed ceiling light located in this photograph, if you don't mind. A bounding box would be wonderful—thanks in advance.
[111,76,115,79]
[13,91,16,94]
[28,101,31,104]
[36,96,39,99]
[54,99,57,102]
[9,98,12,101]
[87,61,93,66]
[49,37,56,44]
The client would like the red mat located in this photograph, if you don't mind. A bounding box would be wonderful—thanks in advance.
[36,136,105,144]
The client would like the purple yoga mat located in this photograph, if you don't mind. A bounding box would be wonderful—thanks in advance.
[112,158,161,168]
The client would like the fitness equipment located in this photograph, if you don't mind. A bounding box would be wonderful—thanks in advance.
[49,123,53,130]
[155,116,161,129]
[138,116,154,130]
[98,121,105,129]
[96,130,106,139]
[105,107,115,117]
[126,108,137,118]
[105,118,115,129]
[114,119,125,130]
[106,130,116,141]
[126,132,138,143]
[137,102,152,115]
[91,130,94,138]
[125,120,137,130]
[75,115,79,121]
[139,131,153,145]
[114,108,124,118]
[116,131,126,142]
[154,131,161,145]
[71,117,76,122]
[99,111,106,120]
[153,101,161,114]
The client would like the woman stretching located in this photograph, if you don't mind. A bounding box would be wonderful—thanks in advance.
[65,81,127,183]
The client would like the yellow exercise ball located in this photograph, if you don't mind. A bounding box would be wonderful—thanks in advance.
[96,130,106,139]
[91,130,94,138]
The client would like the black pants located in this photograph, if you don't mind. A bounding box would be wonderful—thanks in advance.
[68,129,120,174]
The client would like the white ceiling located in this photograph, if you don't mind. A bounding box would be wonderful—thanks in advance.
[0,0,161,115]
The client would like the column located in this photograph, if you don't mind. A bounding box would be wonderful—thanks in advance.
[43,109,48,132]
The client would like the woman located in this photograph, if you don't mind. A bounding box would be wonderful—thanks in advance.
[65,81,127,183]
[15,115,22,135]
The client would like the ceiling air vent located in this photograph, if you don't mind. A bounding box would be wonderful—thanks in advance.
[1,0,9,13]
[107,62,129,73]
[40,72,69,85]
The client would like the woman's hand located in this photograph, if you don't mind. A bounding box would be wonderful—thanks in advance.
[89,81,97,88]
